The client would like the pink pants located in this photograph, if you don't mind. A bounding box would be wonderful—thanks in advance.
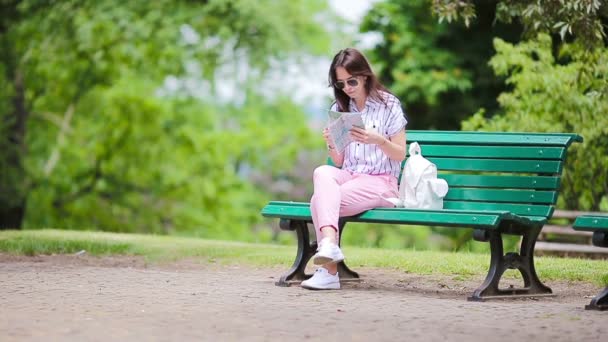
[310,165,398,242]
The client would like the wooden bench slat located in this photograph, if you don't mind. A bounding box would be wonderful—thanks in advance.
[261,203,501,228]
[262,202,553,222]
[430,158,562,173]
[444,201,553,217]
[261,201,545,228]
[440,174,560,190]
[345,208,503,227]
[409,145,566,160]
[359,211,545,226]
[445,188,557,204]
[573,215,608,232]
[408,131,582,146]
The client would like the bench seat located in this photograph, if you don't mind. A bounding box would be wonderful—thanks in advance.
[263,201,546,229]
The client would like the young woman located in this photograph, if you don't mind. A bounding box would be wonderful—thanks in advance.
[301,48,408,290]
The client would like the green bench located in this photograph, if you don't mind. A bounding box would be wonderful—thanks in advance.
[261,130,582,300]
[573,215,608,310]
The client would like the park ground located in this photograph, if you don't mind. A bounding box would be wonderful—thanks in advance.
[1,253,606,341]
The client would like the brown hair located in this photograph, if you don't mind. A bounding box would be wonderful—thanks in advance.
[328,48,389,112]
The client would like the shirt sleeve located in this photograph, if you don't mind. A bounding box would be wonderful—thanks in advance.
[384,96,407,137]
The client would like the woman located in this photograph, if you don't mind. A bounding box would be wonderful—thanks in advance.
[301,48,407,290]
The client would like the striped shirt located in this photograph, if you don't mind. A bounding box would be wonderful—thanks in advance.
[330,91,407,179]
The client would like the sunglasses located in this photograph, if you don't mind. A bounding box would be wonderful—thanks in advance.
[334,77,360,90]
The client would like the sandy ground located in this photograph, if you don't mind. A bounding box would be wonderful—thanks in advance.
[1,254,606,342]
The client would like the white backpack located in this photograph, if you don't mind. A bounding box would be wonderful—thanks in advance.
[385,142,449,209]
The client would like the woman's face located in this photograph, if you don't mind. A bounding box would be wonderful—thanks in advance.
[335,66,366,101]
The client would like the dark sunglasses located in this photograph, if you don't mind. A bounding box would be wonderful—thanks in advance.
[334,77,359,90]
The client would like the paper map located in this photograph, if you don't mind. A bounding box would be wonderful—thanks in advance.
[327,110,365,152]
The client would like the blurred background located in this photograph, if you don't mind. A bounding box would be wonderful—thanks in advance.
[1,0,607,251]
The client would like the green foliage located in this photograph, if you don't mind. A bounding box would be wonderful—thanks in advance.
[431,0,477,26]
[24,78,320,238]
[494,0,606,46]
[432,0,607,48]
[423,0,608,243]
[363,0,471,105]
[362,0,607,245]
[1,0,333,235]
[462,34,608,210]
[361,0,522,129]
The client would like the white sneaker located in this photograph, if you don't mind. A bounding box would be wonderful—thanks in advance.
[301,268,340,290]
[312,238,345,265]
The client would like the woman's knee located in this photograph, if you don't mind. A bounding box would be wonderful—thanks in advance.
[313,165,336,181]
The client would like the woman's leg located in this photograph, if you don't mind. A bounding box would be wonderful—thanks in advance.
[313,171,398,274]
[310,165,354,244]
[338,173,398,217]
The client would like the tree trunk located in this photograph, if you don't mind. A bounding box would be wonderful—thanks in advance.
[0,203,25,229]
[0,70,28,229]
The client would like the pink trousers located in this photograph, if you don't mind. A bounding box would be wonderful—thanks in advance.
[310,165,398,242]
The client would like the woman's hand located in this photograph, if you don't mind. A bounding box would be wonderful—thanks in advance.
[349,127,386,145]
[323,128,335,149]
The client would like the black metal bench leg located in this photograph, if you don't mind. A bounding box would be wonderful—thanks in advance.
[276,218,360,286]
[517,225,552,295]
[275,219,316,287]
[469,230,505,301]
[336,261,359,280]
[468,227,552,301]
[337,219,359,280]
[586,286,608,311]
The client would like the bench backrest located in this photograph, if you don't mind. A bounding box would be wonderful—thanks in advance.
[403,131,582,220]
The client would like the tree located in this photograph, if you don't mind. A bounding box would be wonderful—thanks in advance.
[361,0,523,129]
[463,35,608,211]
[432,0,607,48]
[0,0,333,232]
[357,1,607,249]
[432,0,608,211]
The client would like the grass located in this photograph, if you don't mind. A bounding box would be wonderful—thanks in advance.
[1,229,607,286]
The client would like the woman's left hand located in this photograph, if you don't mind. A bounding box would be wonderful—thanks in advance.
[349,127,386,145]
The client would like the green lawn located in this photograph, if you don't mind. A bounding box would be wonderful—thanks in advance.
[1,229,606,285]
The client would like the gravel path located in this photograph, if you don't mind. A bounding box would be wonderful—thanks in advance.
[1,254,606,341]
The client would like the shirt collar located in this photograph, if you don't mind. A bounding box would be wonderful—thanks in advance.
[349,97,379,112]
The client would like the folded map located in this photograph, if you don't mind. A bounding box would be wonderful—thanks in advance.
[327,110,365,152]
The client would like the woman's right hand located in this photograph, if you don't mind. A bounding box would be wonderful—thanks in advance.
[323,128,335,149]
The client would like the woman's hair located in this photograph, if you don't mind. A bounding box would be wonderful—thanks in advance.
[328,48,389,112]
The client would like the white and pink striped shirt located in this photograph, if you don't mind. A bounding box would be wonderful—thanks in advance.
[330,91,407,179]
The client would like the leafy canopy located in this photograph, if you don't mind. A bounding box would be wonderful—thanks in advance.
[463,34,608,210]
[1,0,334,236]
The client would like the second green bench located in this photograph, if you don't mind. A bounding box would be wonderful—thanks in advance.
[573,215,608,310]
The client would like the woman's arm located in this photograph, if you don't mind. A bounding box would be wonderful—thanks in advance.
[327,145,344,167]
[378,129,406,162]
[323,127,344,167]
[349,127,406,162]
